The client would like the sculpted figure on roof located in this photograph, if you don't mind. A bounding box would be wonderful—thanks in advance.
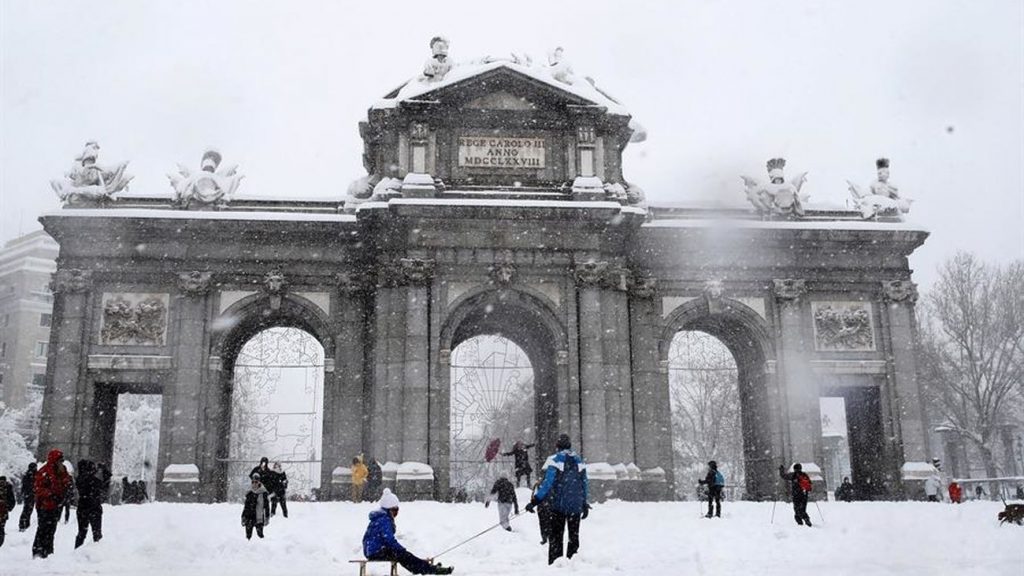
[742,158,809,218]
[168,149,244,209]
[846,158,912,220]
[51,141,134,205]
[422,36,452,81]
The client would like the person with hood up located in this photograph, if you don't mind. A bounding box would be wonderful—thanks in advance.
[485,475,519,531]
[0,475,15,548]
[33,448,73,558]
[526,433,590,565]
[270,462,289,518]
[697,460,725,518]
[778,463,813,527]
[362,488,454,574]
[74,459,110,548]
[365,457,383,502]
[501,441,536,487]
[834,477,855,502]
[19,462,36,531]
[241,474,271,540]
[924,473,942,502]
[948,481,963,504]
[351,456,369,503]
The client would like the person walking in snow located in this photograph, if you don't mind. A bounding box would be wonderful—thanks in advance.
[0,475,15,548]
[779,463,813,527]
[18,462,36,531]
[241,474,271,540]
[531,478,552,545]
[697,460,725,518]
[351,456,369,503]
[362,488,454,574]
[365,457,383,502]
[486,476,519,531]
[948,481,962,504]
[526,433,590,565]
[502,441,536,487]
[270,462,289,518]
[33,449,74,558]
[73,459,110,548]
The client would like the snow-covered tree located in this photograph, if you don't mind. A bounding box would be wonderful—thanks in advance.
[918,253,1024,481]
[0,401,36,480]
[668,331,745,498]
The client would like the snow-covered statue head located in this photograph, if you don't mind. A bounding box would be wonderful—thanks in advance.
[423,36,452,81]
[50,141,134,206]
[846,157,912,220]
[741,157,809,218]
[168,148,244,209]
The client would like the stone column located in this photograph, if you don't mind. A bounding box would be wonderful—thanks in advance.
[882,280,930,463]
[159,271,213,501]
[627,276,671,500]
[321,272,369,499]
[602,269,635,469]
[772,279,821,467]
[38,269,93,462]
[575,262,609,464]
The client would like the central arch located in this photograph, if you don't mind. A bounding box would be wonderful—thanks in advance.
[661,297,779,499]
[208,293,336,502]
[434,287,568,498]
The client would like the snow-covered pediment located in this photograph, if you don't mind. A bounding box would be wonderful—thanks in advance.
[465,90,536,110]
[375,61,628,116]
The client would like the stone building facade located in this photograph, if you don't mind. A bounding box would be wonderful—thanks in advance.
[37,59,930,502]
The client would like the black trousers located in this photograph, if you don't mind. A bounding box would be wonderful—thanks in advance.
[271,492,288,517]
[537,504,552,543]
[546,510,581,564]
[244,522,265,539]
[0,515,7,547]
[793,497,811,526]
[32,508,61,558]
[368,547,440,574]
[19,497,34,531]
[515,471,531,487]
[707,485,722,517]
[75,506,103,548]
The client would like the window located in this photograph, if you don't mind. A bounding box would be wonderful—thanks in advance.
[1,342,5,358]
[35,341,48,358]
[40,313,52,327]
[31,372,46,390]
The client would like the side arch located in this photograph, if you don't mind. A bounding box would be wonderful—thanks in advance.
[659,296,781,499]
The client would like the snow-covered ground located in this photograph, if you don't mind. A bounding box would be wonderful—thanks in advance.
[2,494,1021,576]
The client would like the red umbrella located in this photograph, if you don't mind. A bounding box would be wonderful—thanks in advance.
[484,438,502,462]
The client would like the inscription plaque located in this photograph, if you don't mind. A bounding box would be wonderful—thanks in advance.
[458,136,545,168]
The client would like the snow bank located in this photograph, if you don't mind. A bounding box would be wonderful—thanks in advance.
[396,462,434,481]
[2,500,1019,576]
[162,464,199,483]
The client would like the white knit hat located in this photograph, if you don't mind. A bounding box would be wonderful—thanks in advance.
[378,488,400,509]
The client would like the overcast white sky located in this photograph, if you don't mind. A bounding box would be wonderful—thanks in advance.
[2,0,1021,286]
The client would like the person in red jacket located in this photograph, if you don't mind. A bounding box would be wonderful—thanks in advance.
[33,449,73,558]
[948,481,963,504]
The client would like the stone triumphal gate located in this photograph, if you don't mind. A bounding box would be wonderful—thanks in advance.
[37,52,929,502]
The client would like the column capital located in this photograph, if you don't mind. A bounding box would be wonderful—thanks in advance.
[488,261,516,286]
[882,280,919,304]
[772,278,807,302]
[50,268,93,294]
[573,260,609,288]
[176,270,213,298]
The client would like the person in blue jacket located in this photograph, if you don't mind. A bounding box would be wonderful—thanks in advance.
[525,433,589,565]
[362,488,454,575]
[697,460,725,518]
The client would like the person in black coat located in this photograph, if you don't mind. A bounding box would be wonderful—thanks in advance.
[365,458,383,502]
[19,462,36,531]
[269,462,288,518]
[74,459,110,548]
[0,475,15,548]
[834,477,854,502]
[697,460,724,518]
[779,463,813,527]
[485,476,519,531]
[241,475,271,540]
[502,441,535,487]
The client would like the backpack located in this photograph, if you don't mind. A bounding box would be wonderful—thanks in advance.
[551,454,586,515]
[713,470,725,487]
[797,473,813,493]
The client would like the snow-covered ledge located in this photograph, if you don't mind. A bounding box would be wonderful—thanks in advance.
[640,466,669,501]
[331,466,353,485]
[401,173,437,198]
[571,176,605,201]
[395,461,435,501]
[396,461,435,481]
[162,464,199,483]
[900,461,940,480]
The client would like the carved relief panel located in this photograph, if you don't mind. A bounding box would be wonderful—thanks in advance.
[99,293,170,346]
[811,301,875,352]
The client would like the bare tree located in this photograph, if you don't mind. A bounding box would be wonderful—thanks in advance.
[918,252,1024,480]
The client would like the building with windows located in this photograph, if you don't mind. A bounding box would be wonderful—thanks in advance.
[0,230,58,410]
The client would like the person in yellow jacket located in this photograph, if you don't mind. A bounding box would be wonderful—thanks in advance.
[351,457,369,503]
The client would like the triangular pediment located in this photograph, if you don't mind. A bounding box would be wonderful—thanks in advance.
[396,64,603,111]
[465,90,536,110]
